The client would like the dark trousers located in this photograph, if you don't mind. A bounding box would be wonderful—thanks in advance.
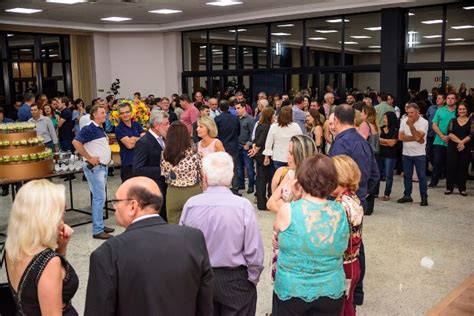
[230,151,240,191]
[255,157,274,210]
[59,139,72,152]
[273,293,344,316]
[157,180,168,222]
[426,136,435,173]
[446,145,470,192]
[237,147,255,189]
[354,199,367,306]
[431,145,447,185]
[120,165,134,183]
[213,267,257,316]
[402,155,428,199]
[273,160,287,170]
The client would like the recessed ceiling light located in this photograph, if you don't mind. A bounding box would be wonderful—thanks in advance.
[350,35,371,39]
[462,6,474,10]
[340,41,358,45]
[20,49,31,52]
[200,45,206,48]
[229,28,247,32]
[46,0,84,4]
[148,9,182,14]
[206,0,243,6]
[277,24,294,27]
[368,46,381,48]
[364,26,381,31]
[7,34,14,37]
[308,37,327,40]
[447,38,464,41]
[326,18,349,23]
[408,12,415,16]
[101,17,132,22]
[49,54,59,57]
[315,30,338,33]
[423,35,442,38]
[212,49,221,52]
[271,32,291,36]
[422,19,444,24]
[5,8,42,14]
[451,25,474,29]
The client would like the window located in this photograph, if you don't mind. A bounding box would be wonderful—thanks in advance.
[445,4,474,62]
[271,21,303,68]
[406,6,443,63]
[183,31,207,72]
[8,33,35,60]
[306,18,342,67]
[209,28,236,70]
[237,25,267,69]
[343,12,381,65]
[41,36,62,60]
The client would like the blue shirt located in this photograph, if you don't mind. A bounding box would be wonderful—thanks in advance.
[75,121,111,165]
[114,121,144,166]
[1,118,14,123]
[292,106,308,135]
[426,105,442,138]
[329,128,380,201]
[229,107,237,116]
[17,103,32,122]
[215,111,240,154]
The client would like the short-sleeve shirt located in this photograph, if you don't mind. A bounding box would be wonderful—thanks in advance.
[74,121,111,165]
[432,106,456,147]
[400,116,428,156]
[114,121,144,166]
[59,108,75,141]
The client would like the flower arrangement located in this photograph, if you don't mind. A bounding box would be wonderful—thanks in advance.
[110,98,150,128]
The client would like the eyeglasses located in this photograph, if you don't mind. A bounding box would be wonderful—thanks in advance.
[110,198,134,207]
[119,111,131,115]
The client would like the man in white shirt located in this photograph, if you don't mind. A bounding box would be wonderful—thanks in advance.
[397,103,429,206]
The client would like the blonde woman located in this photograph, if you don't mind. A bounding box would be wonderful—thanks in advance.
[196,116,224,157]
[4,180,79,315]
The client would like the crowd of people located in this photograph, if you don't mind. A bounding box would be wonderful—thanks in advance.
[1,82,473,315]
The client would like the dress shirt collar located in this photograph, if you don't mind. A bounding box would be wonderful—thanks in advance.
[30,115,45,122]
[204,186,233,194]
[131,213,160,224]
[334,127,356,141]
[149,128,162,140]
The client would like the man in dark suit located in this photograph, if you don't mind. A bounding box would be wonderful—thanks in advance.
[133,110,169,221]
[85,176,214,316]
[215,100,241,195]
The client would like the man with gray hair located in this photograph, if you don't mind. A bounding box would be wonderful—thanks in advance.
[208,97,221,119]
[323,92,335,119]
[133,110,170,220]
[180,152,264,315]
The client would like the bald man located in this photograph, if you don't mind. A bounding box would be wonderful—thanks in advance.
[85,177,213,315]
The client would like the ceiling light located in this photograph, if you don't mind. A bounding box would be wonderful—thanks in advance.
[423,35,442,38]
[49,54,59,57]
[229,28,247,32]
[408,12,415,16]
[364,26,381,31]
[148,9,182,14]
[20,49,31,52]
[462,6,474,10]
[206,0,243,6]
[271,32,291,36]
[350,35,371,39]
[368,46,381,48]
[447,38,464,41]
[212,49,221,52]
[101,17,132,22]
[5,8,42,14]
[200,45,206,48]
[46,0,84,3]
[308,37,327,40]
[408,31,418,34]
[315,30,338,33]
[7,34,14,37]
[326,18,349,23]
[277,24,294,27]
[451,25,474,29]
[422,20,444,24]
[340,41,358,45]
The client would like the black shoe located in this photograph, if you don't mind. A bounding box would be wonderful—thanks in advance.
[93,232,113,240]
[380,176,386,182]
[428,182,437,188]
[459,191,467,197]
[420,199,428,206]
[247,187,254,194]
[108,171,114,177]
[444,190,453,195]
[104,226,115,233]
[397,196,413,203]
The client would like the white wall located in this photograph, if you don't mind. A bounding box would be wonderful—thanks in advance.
[92,31,182,99]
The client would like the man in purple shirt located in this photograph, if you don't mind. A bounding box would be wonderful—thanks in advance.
[180,152,264,315]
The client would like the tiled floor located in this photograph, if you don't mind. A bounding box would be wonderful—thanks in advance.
[1,174,473,315]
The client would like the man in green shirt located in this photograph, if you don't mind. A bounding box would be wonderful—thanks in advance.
[429,93,457,187]
[375,93,395,130]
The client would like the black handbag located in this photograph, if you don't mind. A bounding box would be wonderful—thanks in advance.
[0,244,17,316]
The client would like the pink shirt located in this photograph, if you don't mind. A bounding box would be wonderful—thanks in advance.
[181,105,200,134]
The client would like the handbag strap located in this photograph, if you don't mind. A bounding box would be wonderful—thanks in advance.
[0,243,5,269]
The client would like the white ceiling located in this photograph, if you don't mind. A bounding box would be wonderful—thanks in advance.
[0,0,457,32]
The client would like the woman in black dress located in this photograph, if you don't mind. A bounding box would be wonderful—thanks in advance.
[5,180,79,315]
[446,103,472,196]
[249,106,275,210]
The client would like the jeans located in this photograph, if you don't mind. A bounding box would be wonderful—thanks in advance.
[402,155,428,199]
[83,164,107,235]
[273,160,287,170]
[383,158,397,197]
[237,147,255,188]
[431,145,447,185]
